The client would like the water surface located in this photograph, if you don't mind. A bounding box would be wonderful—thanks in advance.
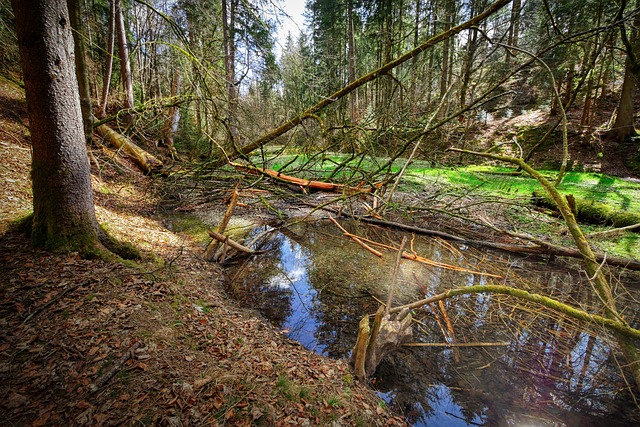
[225,219,640,426]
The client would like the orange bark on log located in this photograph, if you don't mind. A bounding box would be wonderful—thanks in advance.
[230,162,379,194]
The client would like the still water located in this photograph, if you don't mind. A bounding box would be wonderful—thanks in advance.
[225,219,640,426]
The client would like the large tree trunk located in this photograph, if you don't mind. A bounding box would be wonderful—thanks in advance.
[12,0,100,253]
[99,0,115,118]
[115,0,134,124]
[67,0,93,145]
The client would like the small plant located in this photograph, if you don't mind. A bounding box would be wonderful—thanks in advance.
[298,387,311,400]
[326,396,341,408]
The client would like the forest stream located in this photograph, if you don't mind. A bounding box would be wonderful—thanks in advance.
[224,219,640,427]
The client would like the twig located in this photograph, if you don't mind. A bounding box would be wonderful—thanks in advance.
[328,216,383,257]
[586,222,640,238]
[23,282,84,324]
[403,341,509,348]
[90,341,142,393]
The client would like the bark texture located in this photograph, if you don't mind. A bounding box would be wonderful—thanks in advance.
[12,0,100,251]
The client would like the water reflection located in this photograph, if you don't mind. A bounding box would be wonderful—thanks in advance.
[225,220,640,426]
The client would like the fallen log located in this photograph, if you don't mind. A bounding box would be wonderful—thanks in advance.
[204,189,239,261]
[207,230,254,255]
[340,215,640,271]
[96,124,163,174]
[230,162,379,194]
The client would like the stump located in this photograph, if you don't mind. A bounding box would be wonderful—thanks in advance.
[350,306,413,381]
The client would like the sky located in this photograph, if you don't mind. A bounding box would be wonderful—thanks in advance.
[275,0,306,55]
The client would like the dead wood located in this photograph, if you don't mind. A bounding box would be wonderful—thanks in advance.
[90,341,141,392]
[204,189,239,261]
[207,230,254,255]
[351,308,413,381]
[96,124,163,174]
[209,0,511,166]
[230,162,378,194]
[404,341,509,348]
[328,216,383,257]
[342,215,640,271]
[351,241,413,381]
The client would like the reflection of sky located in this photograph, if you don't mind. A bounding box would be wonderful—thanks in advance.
[234,224,638,426]
[378,385,486,427]
[267,235,327,354]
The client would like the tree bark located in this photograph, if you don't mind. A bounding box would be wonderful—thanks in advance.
[162,70,181,158]
[611,0,640,141]
[96,124,163,174]
[12,0,100,253]
[99,0,115,118]
[222,0,238,144]
[115,0,134,124]
[67,0,93,145]
[208,0,512,167]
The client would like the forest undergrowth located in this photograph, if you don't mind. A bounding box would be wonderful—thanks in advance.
[2,75,640,426]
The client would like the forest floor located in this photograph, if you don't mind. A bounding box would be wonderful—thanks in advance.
[0,80,407,426]
[2,75,640,426]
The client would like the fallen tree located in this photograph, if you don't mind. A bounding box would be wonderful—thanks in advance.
[303,201,640,271]
[230,162,379,194]
[95,124,163,174]
[207,0,512,167]
[449,147,640,391]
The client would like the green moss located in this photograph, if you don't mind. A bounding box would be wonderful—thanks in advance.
[167,214,211,244]
[10,212,34,235]
[98,224,142,260]
[532,190,640,228]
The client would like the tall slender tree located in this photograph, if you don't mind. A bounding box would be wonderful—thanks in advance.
[67,0,93,145]
[115,0,134,123]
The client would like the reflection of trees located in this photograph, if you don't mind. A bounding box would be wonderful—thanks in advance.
[378,260,640,426]
[227,221,640,425]
[225,232,293,328]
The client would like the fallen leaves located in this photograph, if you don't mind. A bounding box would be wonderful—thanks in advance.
[0,184,405,427]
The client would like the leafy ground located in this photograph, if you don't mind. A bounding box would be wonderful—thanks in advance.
[0,81,405,426]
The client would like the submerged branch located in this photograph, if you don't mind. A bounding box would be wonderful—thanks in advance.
[388,284,640,340]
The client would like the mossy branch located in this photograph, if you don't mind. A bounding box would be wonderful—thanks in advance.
[389,284,640,340]
[448,147,640,388]
[208,0,512,167]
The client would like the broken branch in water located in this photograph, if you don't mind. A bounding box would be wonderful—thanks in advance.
[328,216,383,257]
[207,230,254,255]
[403,341,509,348]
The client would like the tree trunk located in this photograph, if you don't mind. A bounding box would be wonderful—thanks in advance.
[347,0,358,123]
[506,0,521,64]
[162,70,181,158]
[12,0,100,253]
[67,0,93,146]
[611,57,637,140]
[99,0,115,118]
[611,0,640,141]
[115,0,134,123]
[222,0,238,144]
[208,0,512,167]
